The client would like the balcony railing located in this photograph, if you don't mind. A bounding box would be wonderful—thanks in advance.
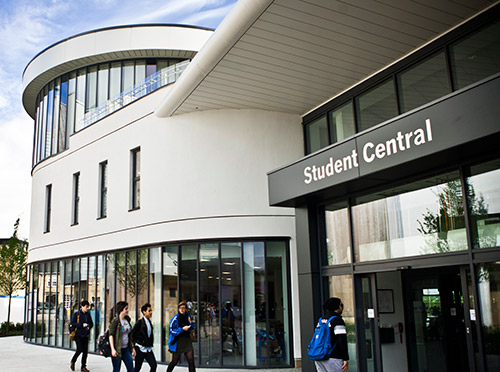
[80,59,190,128]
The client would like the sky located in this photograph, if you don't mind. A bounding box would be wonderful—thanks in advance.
[0,0,238,240]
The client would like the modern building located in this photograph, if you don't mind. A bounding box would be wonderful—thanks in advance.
[23,0,500,371]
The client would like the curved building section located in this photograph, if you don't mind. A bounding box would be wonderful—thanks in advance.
[22,21,302,369]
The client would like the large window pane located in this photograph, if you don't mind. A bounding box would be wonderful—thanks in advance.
[48,262,57,346]
[63,259,72,348]
[46,82,54,158]
[116,252,126,308]
[329,101,355,144]
[40,88,48,160]
[398,52,450,113]
[150,247,162,359]
[59,75,68,151]
[221,242,243,366]
[126,251,137,322]
[105,254,116,326]
[179,244,197,362]
[88,256,96,352]
[56,262,65,347]
[52,78,60,154]
[353,172,467,261]
[476,262,500,371]
[122,60,135,93]
[67,71,76,137]
[200,243,220,366]
[325,202,351,265]
[95,255,105,343]
[135,60,146,84]
[74,68,86,132]
[97,64,109,107]
[467,159,500,249]
[306,115,329,154]
[450,20,500,90]
[356,79,398,132]
[86,65,97,113]
[327,275,357,372]
[163,246,179,363]
[109,62,121,99]
[136,249,149,319]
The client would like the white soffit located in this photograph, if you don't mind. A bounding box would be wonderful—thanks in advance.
[157,0,495,117]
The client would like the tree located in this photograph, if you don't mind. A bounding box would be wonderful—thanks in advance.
[0,219,28,332]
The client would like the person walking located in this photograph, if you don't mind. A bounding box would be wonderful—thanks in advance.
[167,301,196,372]
[109,301,136,372]
[315,297,349,372]
[70,300,93,372]
[131,303,157,372]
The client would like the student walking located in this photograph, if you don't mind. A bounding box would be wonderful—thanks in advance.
[70,300,93,372]
[314,297,349,372]
[131,303,157,372]
[167,301,196,372]
[109,301,136,372]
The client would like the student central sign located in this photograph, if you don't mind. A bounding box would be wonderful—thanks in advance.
[303,119,434,185]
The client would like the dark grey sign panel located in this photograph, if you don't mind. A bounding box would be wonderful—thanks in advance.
[268,75,500,206]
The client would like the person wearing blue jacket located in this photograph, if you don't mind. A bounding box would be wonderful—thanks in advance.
[70,300,93,372]
[167,301,196,372]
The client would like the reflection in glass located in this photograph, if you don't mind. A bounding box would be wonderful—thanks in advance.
[325,202,351,265]
[398,52,450,113]
[97,64,109,107]
[163,246,179,362]
[63,259,72,348]
[179,245,197,362]
[221,243,243,366]
[45,83,54,159]
[476,262,500,371]
[88,256,96,352]
[450,20,500,90]
[74,68,86,132]
[137,249,149,319]
[95,255,105,344]
[116,252,126,310]
[150,248,162,359]
[356,79,398,131]
[126,251,137,322]
[328,275,357,372]
[52,78,61,154]
[86,65,97,113]
[48,262,57,346]
[105,254,116,326]
[67,71,76,136]
[59,75,68,151]
[122,61,135,93]
[200,243,220,366]
[467,160,500,249]
[109,62,121,99]
[353,172,467,261]
[329,101,355,144]
[306,115,328,154]
[135,60,146,84]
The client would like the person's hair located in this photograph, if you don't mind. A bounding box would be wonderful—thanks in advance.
[141,303,152,314]
[178,301,187,309]
[115,301,128,316]
[80,300,90,308]
[323,297,342,312]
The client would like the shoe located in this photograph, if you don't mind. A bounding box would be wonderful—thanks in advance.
[70,362,75,371]
[81,368,90,372]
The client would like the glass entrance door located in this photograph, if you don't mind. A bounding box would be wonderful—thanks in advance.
[403,267,470,372]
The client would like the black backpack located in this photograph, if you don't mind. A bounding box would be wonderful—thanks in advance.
[98,330,111,357]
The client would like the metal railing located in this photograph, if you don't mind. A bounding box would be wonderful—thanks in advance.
[80,60,190,128]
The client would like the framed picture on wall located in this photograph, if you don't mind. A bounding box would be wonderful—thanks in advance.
[377,289,394,313]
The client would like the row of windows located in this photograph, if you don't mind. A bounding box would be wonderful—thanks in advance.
[305,18,500,154]
[25,239,292,368]
[323,158,500,266]
[44,148,140,232]
[32,58,185,167]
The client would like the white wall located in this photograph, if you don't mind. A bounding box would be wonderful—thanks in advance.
[0,296,25,324]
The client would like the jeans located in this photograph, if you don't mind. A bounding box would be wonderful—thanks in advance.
[315,358,345,372]
[134,347,157,372]
[71,335,89,368]
[112,347,134,372]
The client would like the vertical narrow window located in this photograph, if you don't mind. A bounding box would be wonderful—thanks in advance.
[46,82,54,158]
[44,184,52,233]
[97,64,109,107]
[72,172,80,225]
[52,78,61,154]
[74,68,86,132]
[67,71,76,138]
[98,161,108,218]
[85,65,97,113]
[305,115,329,154]
[122,60,135,93]
[109,62,121,99]
[59,74,68,151]
[130,147,141,210]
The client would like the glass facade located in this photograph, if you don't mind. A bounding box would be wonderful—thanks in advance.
[25,239,292,368]
[305,18,500,155]
[32,58,187,167]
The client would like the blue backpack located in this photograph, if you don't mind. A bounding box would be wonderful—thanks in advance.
[307,315,337,360]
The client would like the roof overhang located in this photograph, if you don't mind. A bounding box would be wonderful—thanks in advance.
[156,0,497,118]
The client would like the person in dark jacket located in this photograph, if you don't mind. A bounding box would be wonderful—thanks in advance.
[109,301,136,372]
[167,301,195,372]
[315,297,349,372]
[70,300,94,372]
[131,303,157,372]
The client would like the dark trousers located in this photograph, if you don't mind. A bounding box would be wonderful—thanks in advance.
[134,347,157,372]
[71,335,89,368]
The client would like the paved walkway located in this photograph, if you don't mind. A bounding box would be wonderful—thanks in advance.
[0,336,301,372]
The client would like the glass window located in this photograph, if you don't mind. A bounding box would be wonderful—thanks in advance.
[136,249,149,320]
[71,258,80,350]
[467,159,500,249]
[87,256,96,352]
[72,172,80,225]
[46,82,54,158]
[200,243,221,366]
[163,245,179,362]
[116,252,126,306]
[122,60,135,92]
[327,275,357,372]
[98,161,108,218]
[95,255,105,343]
[131,147,141,210]
[356,79,398,132]
[109,62,121,99]
[105,254,116,326]
[52,78,60,154]
[67,71,76,136]
[59,75,68,151]
[135,60,146,84]
[41,87,48,160]
[97,64,109,107]
[179,244,197,361]
[149,247,162,359]
[450,20,500,90]
[306,115,329,154]
[476,262,500,371]
[74,68,86,132]
[329,101,355,144]
[48,262,57,346]
[398,52,450,113]
[56,261,65,347]
[86,65,97,113]
[44,184,52,233]
[325,202,351,265]
[353,171,467,261]
[126,251,137,322]
[221,242,243,366]
[63,259,72,348]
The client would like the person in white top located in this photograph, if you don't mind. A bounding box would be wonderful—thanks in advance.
[131,303,157,372]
